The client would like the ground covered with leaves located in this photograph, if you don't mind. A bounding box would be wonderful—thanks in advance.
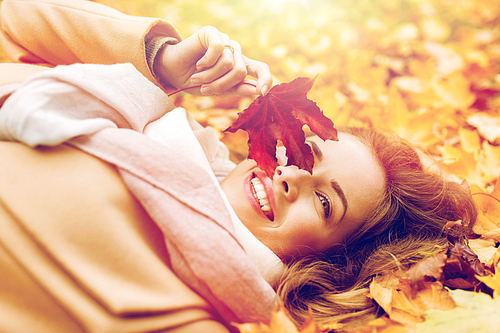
[2,0,499,331]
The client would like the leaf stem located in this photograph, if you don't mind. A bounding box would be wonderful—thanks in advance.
[471,192,500,204]
[167,81,258,97]
[168,85,202,97]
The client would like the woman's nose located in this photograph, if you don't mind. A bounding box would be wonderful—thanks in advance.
[274,165,310,201]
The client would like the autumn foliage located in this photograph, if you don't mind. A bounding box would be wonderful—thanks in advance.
[224,76,338,178]
[1,0,499,331]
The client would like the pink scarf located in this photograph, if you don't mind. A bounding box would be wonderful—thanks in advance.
[0,63,277,324]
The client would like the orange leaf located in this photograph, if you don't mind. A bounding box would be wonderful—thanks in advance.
[234,304,325,333]
[477,266,500,294]
[472,174,500,234]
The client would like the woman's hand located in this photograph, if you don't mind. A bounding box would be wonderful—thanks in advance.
[154,26,272,96]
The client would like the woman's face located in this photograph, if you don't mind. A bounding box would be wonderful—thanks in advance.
[220,133,386,261]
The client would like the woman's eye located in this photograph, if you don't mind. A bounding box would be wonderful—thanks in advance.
[316,192,331,219]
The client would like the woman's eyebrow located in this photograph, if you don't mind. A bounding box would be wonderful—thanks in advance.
[308,140,323,160]
[331,180,348,222]
[308,140,348,222]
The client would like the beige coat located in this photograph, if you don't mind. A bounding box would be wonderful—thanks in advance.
[0,0,180,88]
[0,0,232,332]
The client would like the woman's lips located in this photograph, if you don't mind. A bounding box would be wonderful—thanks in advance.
[244,170,276,221]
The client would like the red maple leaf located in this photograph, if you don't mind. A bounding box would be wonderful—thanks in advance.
[224,76,338,178]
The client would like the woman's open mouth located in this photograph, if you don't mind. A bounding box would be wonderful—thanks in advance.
[249,175,275,221]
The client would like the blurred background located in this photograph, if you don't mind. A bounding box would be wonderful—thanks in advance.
[1,0,499,190]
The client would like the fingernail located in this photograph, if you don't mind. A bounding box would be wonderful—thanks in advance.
[261,84,269,96]
[191,78,201,85]
[196,61,205,71]
[200,86,213,95]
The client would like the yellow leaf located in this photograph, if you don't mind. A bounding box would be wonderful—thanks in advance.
[481,229,500,243]
[472,174,500,234]
[421,18,451,41]
[424,41,464,76]
[369,273,455,327]
[236,322,271,333]
[370,275,398,315]
[269,306,300,333]
[477,266,500,294]
[437,145,466,166]
[234,305,324,333]
[417,290,500,333]
[431,72,476,109]
[346,50,388,95]
[458,127,481,154]
[478,142,500,182]
[465,49,490,67]
[386,87,410,130]
[344,316,408,333]
[467,113,500,144]
[473,211,500,235]
[468,239,498,264]
[409,58,435,81]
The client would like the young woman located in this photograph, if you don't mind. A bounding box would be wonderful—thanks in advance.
[276,127,477,328]
[0,0,477,331]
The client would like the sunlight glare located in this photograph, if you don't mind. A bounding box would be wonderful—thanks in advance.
[264,0,309,13]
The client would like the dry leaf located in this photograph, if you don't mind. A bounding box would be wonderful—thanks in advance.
[471,174,500,234]
[233,304,325,333]
[406,253,447,287]
[468,239,498,264]
[369,273,455,327]
[467,113,500,143]
[416,290,500,333]
[477,265,500,294]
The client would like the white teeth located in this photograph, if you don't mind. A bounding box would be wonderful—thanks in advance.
[253,182,264,192]
[251,177,271,214]
[256,190,266,199]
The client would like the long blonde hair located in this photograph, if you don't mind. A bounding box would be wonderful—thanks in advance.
[276,127,477,329]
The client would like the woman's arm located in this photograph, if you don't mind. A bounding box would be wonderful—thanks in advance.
[0,0,272,96]
[0,0,181,89]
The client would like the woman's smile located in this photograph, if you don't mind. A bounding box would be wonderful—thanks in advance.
[245,170,277,221]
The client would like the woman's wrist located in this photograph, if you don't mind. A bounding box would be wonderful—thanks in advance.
[145,36,179,88]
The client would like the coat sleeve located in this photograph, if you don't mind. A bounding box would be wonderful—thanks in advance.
[0,0,182,87]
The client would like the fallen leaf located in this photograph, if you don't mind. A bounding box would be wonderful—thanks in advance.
[233,304,325,333]
[424,41,464,76]
[468,239,498,264]
[467,113,500,143]
[416,289,500,333]
[342,316,407,333]
[406,253,448,288]
[224,77,338,178]
[477,265,500,294]
[431,72,476,109]
[458,127,481,155]
[443,241,489,291]
[471,174,500,234]
[481,229,500,242]
[369,273,455,327]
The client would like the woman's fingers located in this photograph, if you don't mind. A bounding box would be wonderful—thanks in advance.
[245,57,272,96]
[220,58,273,96]
[192,48,273,96]
[194,26,228,71]
[192,41,249,95]
[166,25,272,97]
